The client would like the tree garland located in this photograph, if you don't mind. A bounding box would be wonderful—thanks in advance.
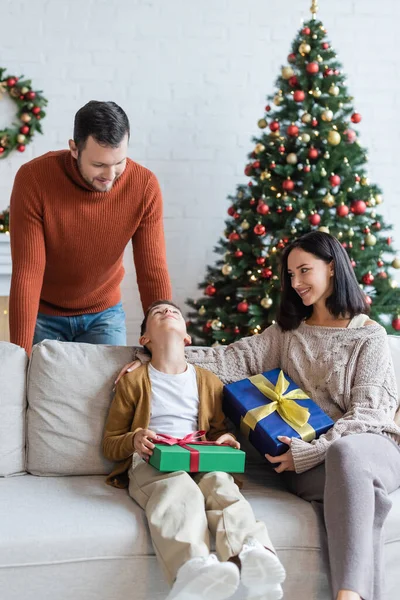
[0,68,48,158]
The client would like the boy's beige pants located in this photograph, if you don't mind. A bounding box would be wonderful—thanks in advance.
[128,459,274,584]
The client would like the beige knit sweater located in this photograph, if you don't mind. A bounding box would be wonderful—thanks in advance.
[175,321,400,473]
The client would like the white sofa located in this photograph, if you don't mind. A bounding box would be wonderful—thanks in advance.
[1,337,400,600]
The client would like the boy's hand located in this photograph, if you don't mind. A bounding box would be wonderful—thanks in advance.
[114,360,141,385]
[215,433,240,449]
[133,429,157,458]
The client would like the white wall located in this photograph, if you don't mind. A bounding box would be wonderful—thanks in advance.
[1,0,399,344]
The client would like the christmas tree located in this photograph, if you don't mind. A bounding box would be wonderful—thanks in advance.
[187,0,400,345]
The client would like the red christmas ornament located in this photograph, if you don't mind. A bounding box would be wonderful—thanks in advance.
[277,240,285,249]
[311,118,318,127]
[233,326,241,334]
[253,160,260,169]
[351,112,362,123]
[203,322,212,333]
[288,75,298,87]
[6,77,17,87]
[257,202,270,215]
[17,145,26,152]
[233,212,240,220]
[0,148,4,154]
[288,53,296,63]
[286,204,293,212]
[322,42,329,49]
[330,174,341,187]
[256,257,266,265]
[269,121,280,132]
[363,227,370,234]
[276,207,283,214]
[228,232,240,242]
[303,165,311,173]
[354,174,361,182]
[302,26,311,35]
[265,104,271,111]
[262,268,273,279]
[234,250,243,258]
[282,179,295,191]
[341,242,348,249]
[32,106,41,115]
[377,260,384,268]
[306,62,319,74]
[244,164,253,176]
[25,91,36,100]
[345,129,357,143]
[350,200,367,215]
[20,125,30,135]
[254,224,266,236]
[249,198,256,206]
[365,295,372,306]
[278,145,285,153]
[351,259,357,267]
[387,237,392,245]
[372,221,381,230]
[287,124,299,137]
[293,90,305,102]
[392,317,400,331]
[237,301,249,313]
[336,204,349,217]
[378,271,388,279]
[205,285,216,296]
[362,272,374,285]
[308,147,319,160]
[309,213,321,226]
[323,68,333,77]
[227,206,236,216]
[269,162,276,169]
[334,69,340,75]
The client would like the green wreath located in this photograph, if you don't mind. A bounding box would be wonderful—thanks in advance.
[0,67,48,158]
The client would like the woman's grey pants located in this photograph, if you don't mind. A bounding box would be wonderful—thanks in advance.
[282,433,400,600]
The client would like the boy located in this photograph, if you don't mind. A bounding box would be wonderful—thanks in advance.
[103,300,285,600]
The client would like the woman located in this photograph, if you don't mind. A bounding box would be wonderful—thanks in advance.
[117,232,400,600]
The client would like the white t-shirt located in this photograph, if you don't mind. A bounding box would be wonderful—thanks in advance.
[148,362,199,438]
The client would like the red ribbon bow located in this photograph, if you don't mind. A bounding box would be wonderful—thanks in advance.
[154,430,220,471]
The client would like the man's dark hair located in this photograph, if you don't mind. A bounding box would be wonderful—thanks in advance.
[140,300,183,353]
[73,101,130,151]
[277,231,370,331]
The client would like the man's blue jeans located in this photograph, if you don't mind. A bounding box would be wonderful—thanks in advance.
[33,301,127,346]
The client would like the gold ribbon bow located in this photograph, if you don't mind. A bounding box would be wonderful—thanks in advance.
[240,371,316,442]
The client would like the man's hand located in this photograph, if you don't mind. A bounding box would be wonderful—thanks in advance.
[265,436,295,473]
[133,428,157,458]
[114,360,141,385]
[215,433,240,449]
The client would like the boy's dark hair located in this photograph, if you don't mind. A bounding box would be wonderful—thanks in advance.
[73,101,130,151]
[277,231,370,331]
[140,299,183,341]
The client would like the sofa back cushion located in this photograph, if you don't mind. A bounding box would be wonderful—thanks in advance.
[388,335,400,398]
[26,341,135,476]
[0,342,27,476]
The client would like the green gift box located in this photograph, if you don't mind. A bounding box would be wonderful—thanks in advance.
[148,432,245,473]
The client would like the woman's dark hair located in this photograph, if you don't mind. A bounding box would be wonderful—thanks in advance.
[73,101,130,151]
[277,231,370,331]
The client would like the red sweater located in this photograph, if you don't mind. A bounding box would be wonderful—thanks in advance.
[9,150,172,354]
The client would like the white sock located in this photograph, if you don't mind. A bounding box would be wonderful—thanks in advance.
[239,537,285,600]
[166,554,240,600]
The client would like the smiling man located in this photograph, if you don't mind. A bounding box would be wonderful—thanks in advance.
[9,101,172,354]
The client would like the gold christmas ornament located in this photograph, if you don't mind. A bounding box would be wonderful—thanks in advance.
[0,135,9,147]
[323,193,335,207]
[241,220,250,230]
[390,279,399,289]
[20,86,29,95]
[254,143,265,154]
[198,306,206,316]
[281,66,294,79]
[211,319,223,330]
[327,130,341,145]
[16,134,26,144]
[221,264,233,276]
[317,55,323,63]
[260,296,273,309]
[20,113,32,123]
[348,228,355,237]
[9,87,20,98]
[273,94,283,106]
[370,210,376,218]
[300,133,311,143]
[321,109,333,122]
[392,257,400,269]
[296,210,306,220]
[260,170,271,180]
[365,233,377,246]
[299,42,311,55]
[361,176,370,186]
[301,113,312,124]
[318,226,330,233]
[369,198,376,207]
[329,84,340,96]
[375,193,383,204]
[257,118,267,129]
[320,168,327,177]
[312,88,322,98]
[291,227,297,234]
[286,153,298,165]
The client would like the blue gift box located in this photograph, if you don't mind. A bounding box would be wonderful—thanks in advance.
[223,368,334,457]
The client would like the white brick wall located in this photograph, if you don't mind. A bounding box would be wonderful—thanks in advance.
[1,0,399,344]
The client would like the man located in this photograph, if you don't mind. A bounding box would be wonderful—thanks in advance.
[9,100,171,355]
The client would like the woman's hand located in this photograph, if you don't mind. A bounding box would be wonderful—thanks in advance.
[265,436,295,472]
[133,428,157,458]
[215,433,241,449]
[114,360,141,385]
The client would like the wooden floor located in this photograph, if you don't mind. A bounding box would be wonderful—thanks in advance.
[0,296,10,342]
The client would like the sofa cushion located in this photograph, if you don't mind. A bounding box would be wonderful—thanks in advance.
[388,335,400,396]
[0,342,27,477]
[26,341,135,476]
